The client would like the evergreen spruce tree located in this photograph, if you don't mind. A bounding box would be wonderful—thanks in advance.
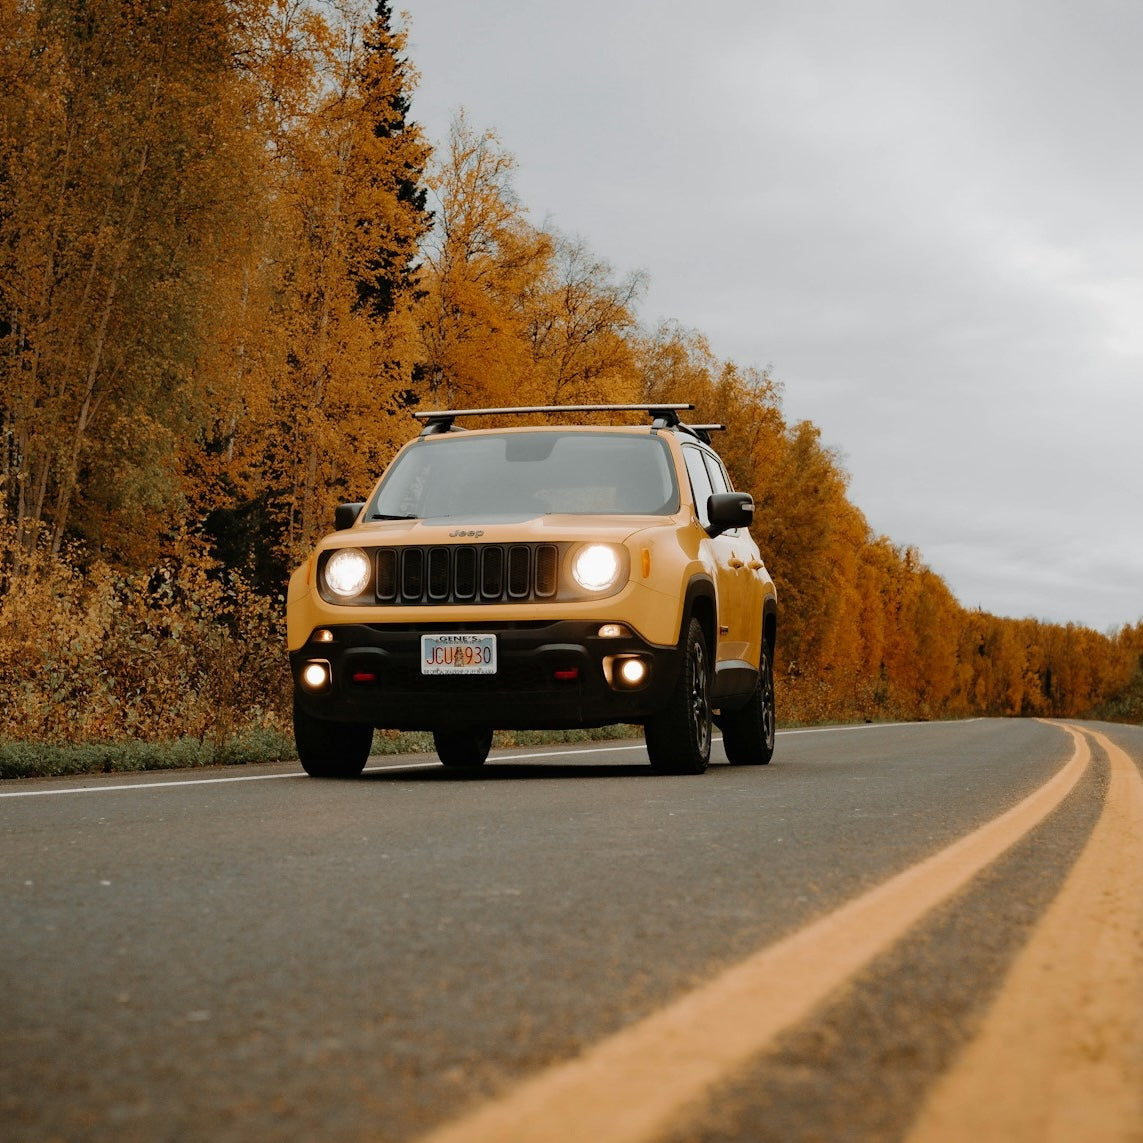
[353,2,432,321]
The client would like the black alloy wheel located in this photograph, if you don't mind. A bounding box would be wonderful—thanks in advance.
[433,727,494,769]
[721,639,776,765]
[644,617,712,775]
[293,698,372,778]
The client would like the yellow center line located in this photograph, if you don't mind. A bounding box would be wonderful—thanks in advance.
[415,724,1092,1143]
[907,727,1143,1142]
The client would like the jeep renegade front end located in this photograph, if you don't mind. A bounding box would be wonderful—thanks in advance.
[287,404,777,775]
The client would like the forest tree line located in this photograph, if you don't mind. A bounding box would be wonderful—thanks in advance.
[1,0,1140,755]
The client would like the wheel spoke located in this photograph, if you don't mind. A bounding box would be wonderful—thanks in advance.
[760,646,775,749]
[690,641,711,754]
[645,618,711,774]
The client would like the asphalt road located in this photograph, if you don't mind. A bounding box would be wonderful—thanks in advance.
[2,718,1141,1142]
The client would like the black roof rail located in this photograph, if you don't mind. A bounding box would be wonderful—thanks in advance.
[413,403,695,437]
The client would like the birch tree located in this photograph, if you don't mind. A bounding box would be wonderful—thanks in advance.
[0,0,264,564]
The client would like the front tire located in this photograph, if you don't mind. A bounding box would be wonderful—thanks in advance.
[644,618,712,774]
[720,640,776,765]
[433,727,493,769]
[293,699,372,778]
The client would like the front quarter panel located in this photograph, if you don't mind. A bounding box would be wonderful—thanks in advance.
[287,558,319,651]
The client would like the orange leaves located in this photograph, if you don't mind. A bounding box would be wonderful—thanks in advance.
[416,113,644,411]
[0,524,289,746]
[634,324,1137,724]
[4,1,1138,750]
[1,0,272,558]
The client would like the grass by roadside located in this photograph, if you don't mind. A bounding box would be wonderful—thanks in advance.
[0,725,642,780]
[0,727,297,780]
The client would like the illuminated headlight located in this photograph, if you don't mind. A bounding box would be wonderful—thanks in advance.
[324,548,371,597]
[570,544,624,593]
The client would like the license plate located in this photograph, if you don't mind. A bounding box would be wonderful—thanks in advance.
[420,633,497,675]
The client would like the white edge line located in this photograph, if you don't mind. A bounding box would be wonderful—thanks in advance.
[0,719,980,799]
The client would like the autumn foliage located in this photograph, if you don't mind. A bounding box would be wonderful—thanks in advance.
[1,1,1140,760]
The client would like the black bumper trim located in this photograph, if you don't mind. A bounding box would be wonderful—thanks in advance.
[291,620,683,731]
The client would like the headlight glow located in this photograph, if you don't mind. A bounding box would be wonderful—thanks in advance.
[571,544,623,593]
[324,548,371,597]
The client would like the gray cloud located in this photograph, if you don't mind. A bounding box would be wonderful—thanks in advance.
[405,0,1143,630]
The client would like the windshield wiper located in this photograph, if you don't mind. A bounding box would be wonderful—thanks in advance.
[368,512,419,520]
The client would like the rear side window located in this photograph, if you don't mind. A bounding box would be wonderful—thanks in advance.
[682,446,715,527]
[704,453,732,495]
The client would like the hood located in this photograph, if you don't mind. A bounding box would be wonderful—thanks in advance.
[317,514,674,551]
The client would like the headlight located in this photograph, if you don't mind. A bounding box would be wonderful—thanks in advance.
[324,548,371,597]
[571,544,624,593]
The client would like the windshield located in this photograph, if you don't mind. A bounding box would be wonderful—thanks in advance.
[368,432,679,520]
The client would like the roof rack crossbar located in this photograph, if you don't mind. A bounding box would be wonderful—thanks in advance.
[679,422,726,444]
[413,404,695,436]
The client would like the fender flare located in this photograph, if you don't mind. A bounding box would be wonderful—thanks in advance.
[678,574,718,651]
[762,596,778,653]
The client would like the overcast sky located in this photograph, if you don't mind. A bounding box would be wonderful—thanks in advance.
[401,0,1142,632]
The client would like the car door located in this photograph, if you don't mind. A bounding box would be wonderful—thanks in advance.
[704,451,764,668]
[682,445,753,670]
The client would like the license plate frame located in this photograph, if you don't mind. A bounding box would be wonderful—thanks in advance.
[420,633,498,676]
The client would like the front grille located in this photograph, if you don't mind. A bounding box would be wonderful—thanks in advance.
[371,544,561,606]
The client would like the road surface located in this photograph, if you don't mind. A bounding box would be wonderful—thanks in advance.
[2,718,1141,1141]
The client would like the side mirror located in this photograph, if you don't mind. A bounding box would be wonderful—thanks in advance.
[334,502,365,531]
[706,492,753,537]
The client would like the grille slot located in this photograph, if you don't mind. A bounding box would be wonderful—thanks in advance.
[376,549,397,600]
[369,544,566,605]
[427,548,450,600]
[507,546,530,598]
[454,547,477,599]
[535,545,558,597]
[401,549,424,599]
[481,548,504,599]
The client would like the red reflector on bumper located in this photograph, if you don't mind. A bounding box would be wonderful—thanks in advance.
[553,668,579,681]
[352,671,378,684]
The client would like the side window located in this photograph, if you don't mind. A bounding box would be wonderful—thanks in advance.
[703,453,731,495]
[682,446,714,527]
[702,451,742,534]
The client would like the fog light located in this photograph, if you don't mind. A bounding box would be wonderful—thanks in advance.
[301,661,331,691]
[618,658,648,686]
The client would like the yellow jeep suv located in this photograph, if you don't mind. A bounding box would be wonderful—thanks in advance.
[287,404,777,776]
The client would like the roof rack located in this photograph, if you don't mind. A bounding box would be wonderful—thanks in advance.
[684,423,727,444]
[413,403,695,436]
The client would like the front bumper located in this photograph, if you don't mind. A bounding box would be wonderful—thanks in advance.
[290,620,683,731]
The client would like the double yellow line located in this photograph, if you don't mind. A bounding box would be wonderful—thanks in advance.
[417,724,1143,1143]
[909,727,1143,1141]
